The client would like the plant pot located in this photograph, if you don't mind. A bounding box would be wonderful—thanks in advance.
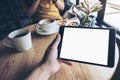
[79,15,96,27]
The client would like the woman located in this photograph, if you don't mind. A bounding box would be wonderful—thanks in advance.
[22,0,67,23]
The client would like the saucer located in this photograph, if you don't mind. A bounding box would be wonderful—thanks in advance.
[35,24,59,35]
[36,29,59,35]
[57,18,80,26]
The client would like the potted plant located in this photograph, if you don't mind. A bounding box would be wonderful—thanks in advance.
[74,0,103,27]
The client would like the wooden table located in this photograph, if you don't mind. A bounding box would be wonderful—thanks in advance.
[0,24,119,80]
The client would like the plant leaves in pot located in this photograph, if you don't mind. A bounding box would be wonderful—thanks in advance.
[74,0,103,27]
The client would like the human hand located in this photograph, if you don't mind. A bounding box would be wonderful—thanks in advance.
[41,34,73,74]
[53,0,65,11]
[25,34,73,80]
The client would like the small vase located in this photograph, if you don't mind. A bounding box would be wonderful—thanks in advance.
[79,15,96,27]
[88,15,96,27]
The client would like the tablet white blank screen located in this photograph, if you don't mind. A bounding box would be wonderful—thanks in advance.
[60,28,109,65]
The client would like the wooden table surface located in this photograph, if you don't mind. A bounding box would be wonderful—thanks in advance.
[0,24,119,80]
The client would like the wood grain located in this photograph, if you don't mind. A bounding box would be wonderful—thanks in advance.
[0,24,119,80]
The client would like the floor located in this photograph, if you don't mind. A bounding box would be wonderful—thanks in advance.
[104,2,120,79]
[112,38,120,80]
[104,0,120,32]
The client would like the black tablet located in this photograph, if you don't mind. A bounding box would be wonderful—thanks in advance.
[58,26,116,67]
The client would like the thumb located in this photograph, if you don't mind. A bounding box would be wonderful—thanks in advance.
[51,34,61,49]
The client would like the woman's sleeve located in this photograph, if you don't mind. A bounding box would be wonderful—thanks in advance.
[21,0,33,12]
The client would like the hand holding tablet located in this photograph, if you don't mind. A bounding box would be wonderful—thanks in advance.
[58,26,116,67]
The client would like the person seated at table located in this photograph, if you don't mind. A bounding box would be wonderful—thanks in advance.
[22,0,71,23]
[25,34,73,80]
[0,0,32,40]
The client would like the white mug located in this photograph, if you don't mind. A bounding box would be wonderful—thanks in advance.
[3,29,32,52]
[36,19,60,33]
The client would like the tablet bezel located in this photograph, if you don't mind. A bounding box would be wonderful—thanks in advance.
[58,26,116,67]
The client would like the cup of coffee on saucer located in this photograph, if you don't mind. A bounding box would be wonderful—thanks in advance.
[3,29,32,52]
[36,19,60,35]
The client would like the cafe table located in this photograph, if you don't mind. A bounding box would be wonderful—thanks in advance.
[0,24,119,80]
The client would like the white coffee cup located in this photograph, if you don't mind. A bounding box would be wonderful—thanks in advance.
[36,19,60,33]
[3,29,32,52]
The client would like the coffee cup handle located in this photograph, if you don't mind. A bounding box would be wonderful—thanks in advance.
[3,37,15,48]
[37,24,43,29]
[36,24,44,32]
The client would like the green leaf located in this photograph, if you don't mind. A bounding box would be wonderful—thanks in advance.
[91,6,102,12]
[83,16,89,24]
[81,2,88,10]
[84,0,89,9]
